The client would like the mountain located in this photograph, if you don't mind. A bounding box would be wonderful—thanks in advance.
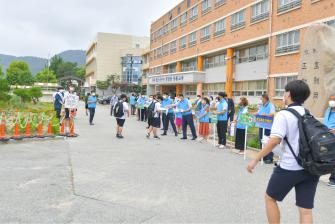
[0,50,86,75]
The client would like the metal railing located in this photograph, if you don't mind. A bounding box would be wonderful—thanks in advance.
[275,45,300,54]
[277,0,302,14]
[231,21,246,31]
[251,12,269,23]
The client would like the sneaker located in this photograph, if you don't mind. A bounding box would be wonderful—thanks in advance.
[328,181,335,187]
[153,136,160,140]
[219,145,226,149]
[175,132,178,137]
[238,151,245,155]
[146,133,150,139]
[118,135,124,139]
[90,123,94,125]
[264,160,273,164]
[161,133,167,136]
[191,137,197,141]
[180,137,187,140]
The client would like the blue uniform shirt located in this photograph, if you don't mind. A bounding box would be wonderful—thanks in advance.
[54,92,64,110]
[177,99,192,116]
[324,107,335,129]
[217,99,228,121]
[199,104,210,123]
[137,97,146,106]
[130,96,136,105]
[236,106,248,130]
[258,102,275,116]
[162,98,174,113]
[87,96,97,108]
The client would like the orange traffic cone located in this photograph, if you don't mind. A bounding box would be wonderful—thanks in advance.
[0,112,9,142]
[67,119,78,137]
[59,119,65,136]
[36,113,44,138]
[12,122,23,140]
[25,122,32,138]
[47,122,54,137]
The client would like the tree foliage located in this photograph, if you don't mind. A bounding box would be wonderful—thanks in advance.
[96,80,109,96]
[35,69,57,83]
[49,55,63,74]
[6,61,34,86]
[0,64,3,77]
[0,78,10,101]
[29,87,43,104]
[13,89,31,103]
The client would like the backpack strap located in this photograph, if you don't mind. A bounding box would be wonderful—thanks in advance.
[284,107,303,120]
[284,137,300,164]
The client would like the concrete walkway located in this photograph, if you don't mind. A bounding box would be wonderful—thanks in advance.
[0,104,334,223]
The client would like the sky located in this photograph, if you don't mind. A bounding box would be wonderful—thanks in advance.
[0,0,181,58]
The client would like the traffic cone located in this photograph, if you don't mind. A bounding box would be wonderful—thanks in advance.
[0,112,9,142]
[67,119,78,137]
[25,122,32,138]
[12,122,23,140]
[59,120,65,136]
[47,121,54,137]
[36,113,44,138]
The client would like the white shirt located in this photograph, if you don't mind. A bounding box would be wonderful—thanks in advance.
[114,101,129,119]
[270,106,305,171]
[154,101,162,118]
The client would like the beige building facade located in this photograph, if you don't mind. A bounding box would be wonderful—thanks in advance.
[85,33,149,88]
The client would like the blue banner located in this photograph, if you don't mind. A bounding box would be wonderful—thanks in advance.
[255,115,274,130]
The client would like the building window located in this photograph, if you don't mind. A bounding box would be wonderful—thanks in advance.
[186,85,197,96]
[170,18,178,32]
[156,47,162,58]
[182,60,196,72]
[215,0,226,7]
[231,9,246,31]
[189,32,197,47]
[200,25,211,42]
[276,30,300,55]
[121,55,143,84]
[233,80,267,97]
[277,0,302,14]
[163,44,169,56]
[168,64,177,73]
[170,41,177,54]
[180,12,187,26]
[214,18,226,37]
[204,54,226,69]
[236,44,268,64]
[275,76,298,97]
[202,0,212,15]
[326,19,335,28]
[203,83,226,96]
[179,36,187,50]
[190,6,198,21]
[251,0,270,23]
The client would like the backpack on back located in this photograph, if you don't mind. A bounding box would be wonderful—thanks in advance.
[285,108,335,176]
[114,102,124,118]
[147,102,156,119]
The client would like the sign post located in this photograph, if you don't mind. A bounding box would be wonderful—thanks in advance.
[255,115,274,165]
[239,114,256,160]
[210,114,218,147]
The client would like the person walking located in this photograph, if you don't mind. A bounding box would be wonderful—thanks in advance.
[114,94,129,139]
[110,95,118,116]
[161,93,178,136]
[137,95,147,121]
[177,94,197,140]
[87,91,97,125]
[146,95,163,139]
[215,92,229,149]
[84,92,90,116]
[256,93,276,164]
[54,87,64,125]
[234,97,249,154]
[323,94,335,187]
[247,80,320,224]
[175,96,183,134]
[130,94,136,115]
[197,97,210,143]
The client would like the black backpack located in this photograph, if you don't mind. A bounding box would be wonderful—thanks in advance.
[285,108,335,176]
[114,101,124,117]
[147,102,156,119]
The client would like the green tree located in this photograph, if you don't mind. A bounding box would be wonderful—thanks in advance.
[0,79,10,101]
[96,80,109,96]
[35,69,57,83]
[75,66,85,80]
[29,87,43,104]
[56,62,77,78]
[49,55,63,74]
[6,61,34,86]
[13,89,31,103]
[0,64,3,77]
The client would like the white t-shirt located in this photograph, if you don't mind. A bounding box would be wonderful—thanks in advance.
[270,106,305,171]
[154,101,162,118]
[114,101,129,119]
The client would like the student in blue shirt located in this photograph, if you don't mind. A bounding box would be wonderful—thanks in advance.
[256,93,276,164]
[137,95,147,122]
[177,94,197,140]
[324,94,335,187]
[215,92,229,149]
[234,97,249,154]
[197,97,210,142]
[130,94,136,115]
[54,87,64,125]
[87,91,97,125]
[161,93,178,136]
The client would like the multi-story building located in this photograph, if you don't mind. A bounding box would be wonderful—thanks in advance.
[141,50,150,94]
[148,0,335,104]
[85,33,149,88]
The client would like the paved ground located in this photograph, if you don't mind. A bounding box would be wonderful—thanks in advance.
[0,104,334,223]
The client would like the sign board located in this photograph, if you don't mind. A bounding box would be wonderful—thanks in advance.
[298,24,335,117]
[210,114,218,124]
[138,105,145,109]
[64,93,78,109]
[239,114,256,127]
[255,115,274,130]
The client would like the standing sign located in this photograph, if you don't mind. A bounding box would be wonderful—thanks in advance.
[255,115,274,130]
[64,93,79,109]
[239,114,256,127]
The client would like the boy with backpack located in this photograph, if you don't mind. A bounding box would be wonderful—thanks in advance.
[146,95,163,139]
[247,80,335,223]
[114,94,129,139]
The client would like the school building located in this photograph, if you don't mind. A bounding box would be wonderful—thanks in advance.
[147,0,335,104]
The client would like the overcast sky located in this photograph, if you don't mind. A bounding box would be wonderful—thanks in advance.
[0,0,181,58]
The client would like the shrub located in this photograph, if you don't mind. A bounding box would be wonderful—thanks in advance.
[13,88,31,103]
[29,87,43,104]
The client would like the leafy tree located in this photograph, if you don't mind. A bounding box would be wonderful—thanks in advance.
[6,61,34,86]
[96,80,109,96]
[13,89,31,103]
[75,66,85,80]
[0,64,3,77]
[0,79,10,101]
[35,69,57,83]
[49,55,63,74]
[55,62,77,78]
[29,87,43,104]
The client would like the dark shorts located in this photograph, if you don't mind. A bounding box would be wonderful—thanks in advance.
[151,117,161,128]
[65,108,70,119]
[116,118,125,127]
[55,108,61,119]
[266,166,319,209]
[85,104,88,109]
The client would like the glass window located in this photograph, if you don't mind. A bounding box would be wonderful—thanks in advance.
[200,25,211,41]
[214,18,226,36]
[278,0,302,13]
[202,0,211,13]
[276,30,300,54]
[231,9,246,29]
[179,37,187,49]
[181,12,187,25]
[189,32,197,45]
[190,6,198,20]
[252,0,269,19]
[275,76,298,97]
